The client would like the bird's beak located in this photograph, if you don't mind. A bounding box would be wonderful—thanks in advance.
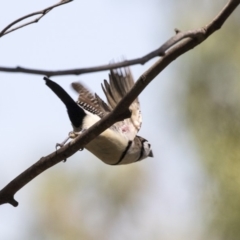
[148,150,153,157]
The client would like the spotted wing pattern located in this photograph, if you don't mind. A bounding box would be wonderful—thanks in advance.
[71,82,108,118]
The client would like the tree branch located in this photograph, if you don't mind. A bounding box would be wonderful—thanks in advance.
[0,26,208,76]
[1,0,236,76]
[0,0,239,207]
[0,0,73,38]
[0,20,223,77]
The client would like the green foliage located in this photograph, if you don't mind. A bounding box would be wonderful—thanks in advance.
[181,13,240,239]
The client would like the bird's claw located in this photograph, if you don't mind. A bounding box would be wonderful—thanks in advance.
[55,130,86,152]
[56,142,64,150]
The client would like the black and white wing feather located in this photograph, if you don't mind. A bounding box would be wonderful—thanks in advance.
[71,82,110,118]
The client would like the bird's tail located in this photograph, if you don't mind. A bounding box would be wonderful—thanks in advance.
[44,77,86,129]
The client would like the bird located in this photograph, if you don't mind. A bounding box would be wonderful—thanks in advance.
[44,67,153,165]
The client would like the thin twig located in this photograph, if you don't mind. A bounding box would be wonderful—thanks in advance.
[0,0,239,207]
[0,0,73,37]
[0,27,211,76]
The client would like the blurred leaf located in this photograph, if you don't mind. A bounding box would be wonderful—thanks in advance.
[178,6,240,239]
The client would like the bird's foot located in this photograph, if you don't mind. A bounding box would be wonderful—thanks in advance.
[55,130,86,152]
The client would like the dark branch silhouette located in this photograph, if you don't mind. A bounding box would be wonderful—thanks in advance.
[0,0,239,207]
[0,0,73,38]
[0,27,216,76]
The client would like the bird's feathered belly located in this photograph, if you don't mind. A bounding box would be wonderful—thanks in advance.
[85,129,143,165]
[85,128,129,165]
[81,110,142,165]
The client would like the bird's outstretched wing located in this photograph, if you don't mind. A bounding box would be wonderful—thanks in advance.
[71,67,142,140]
[102,68,142,140]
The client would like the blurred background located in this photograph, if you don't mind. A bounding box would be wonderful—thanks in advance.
[0,0,240,239]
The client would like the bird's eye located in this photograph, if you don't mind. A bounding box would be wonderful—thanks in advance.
[148,143,151,148]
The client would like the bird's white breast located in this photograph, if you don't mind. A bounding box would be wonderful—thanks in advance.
[85,128,129,165]
[81,110,142,165]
